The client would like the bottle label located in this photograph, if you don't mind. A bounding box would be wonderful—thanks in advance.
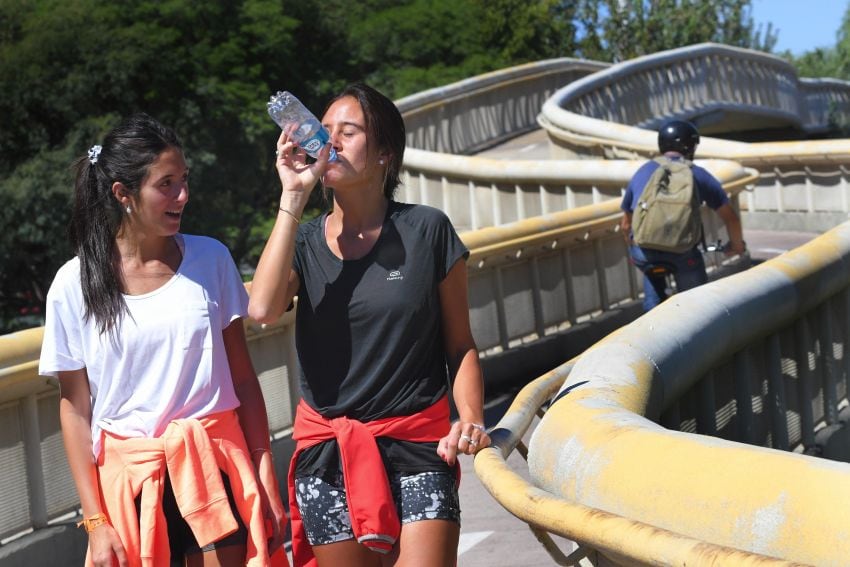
[302,135,324,154]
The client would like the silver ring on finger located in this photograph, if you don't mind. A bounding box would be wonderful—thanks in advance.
[460,434,473,444]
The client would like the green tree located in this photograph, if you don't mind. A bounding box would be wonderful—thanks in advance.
[0,0,301,330]
[576,0,776,62]
[793,47,842,79]
[344,0,577,99]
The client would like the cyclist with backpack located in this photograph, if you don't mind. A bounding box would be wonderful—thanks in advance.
[620,119,746,311]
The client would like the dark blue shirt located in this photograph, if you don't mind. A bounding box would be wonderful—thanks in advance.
[620,157,729,214]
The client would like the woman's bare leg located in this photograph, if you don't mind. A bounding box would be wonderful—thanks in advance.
[384,520,459,567]
[313,539,383,567]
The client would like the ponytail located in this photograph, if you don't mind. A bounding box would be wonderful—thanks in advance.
[69,113,182,334]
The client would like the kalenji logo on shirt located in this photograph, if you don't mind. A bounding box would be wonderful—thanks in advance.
[386,270,404,281]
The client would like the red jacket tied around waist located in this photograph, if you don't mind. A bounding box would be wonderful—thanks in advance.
[288,396,457,567]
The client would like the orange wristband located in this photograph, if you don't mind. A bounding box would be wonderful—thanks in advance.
[77,513,109,533]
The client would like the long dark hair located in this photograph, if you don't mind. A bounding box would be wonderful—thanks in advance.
[325,83,405,199]
[69,113,182,334]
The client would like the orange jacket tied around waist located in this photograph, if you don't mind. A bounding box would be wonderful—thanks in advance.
[287,396,457,567]
[94,410,288,567]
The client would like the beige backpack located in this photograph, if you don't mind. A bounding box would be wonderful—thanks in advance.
[632,156,702,253]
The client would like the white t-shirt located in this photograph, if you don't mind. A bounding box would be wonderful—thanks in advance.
[39,234,247,458]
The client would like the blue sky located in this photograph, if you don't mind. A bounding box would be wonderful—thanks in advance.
[751,0,848,55]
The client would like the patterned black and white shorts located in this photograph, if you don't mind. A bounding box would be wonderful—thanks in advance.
[294,470,461,546]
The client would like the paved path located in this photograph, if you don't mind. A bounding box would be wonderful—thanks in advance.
[744,229,820,263]
[454,392,579,566]
[476,129,552,160]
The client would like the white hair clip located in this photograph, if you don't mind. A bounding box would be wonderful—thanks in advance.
[88,145,102,164]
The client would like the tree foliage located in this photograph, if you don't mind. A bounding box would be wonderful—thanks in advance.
[0,0,773,332]
[575,0,776,62]
[0,0,301,330]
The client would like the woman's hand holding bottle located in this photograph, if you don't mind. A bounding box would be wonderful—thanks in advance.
[274,130,332,217]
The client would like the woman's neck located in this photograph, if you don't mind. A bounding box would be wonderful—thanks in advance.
[324,190,389,261]
[115,229,176,265]
[113,231,182,295]
[329,192,389,236]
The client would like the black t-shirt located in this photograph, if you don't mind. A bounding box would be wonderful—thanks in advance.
[292,201,469,477]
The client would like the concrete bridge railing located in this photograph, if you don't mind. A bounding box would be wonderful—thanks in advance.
[398,152,753,232]
[478,221,850,566]
[395,51,850,235]
[538,43,850,234]
[396,57,607,155]
[540,42,850,138]
[800,77,850,132]
[396,57,625,233]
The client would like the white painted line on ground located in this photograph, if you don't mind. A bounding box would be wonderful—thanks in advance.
[457,530,494,556]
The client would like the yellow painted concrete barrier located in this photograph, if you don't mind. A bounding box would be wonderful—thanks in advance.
[518,222,850,565]
[475,367,803,566]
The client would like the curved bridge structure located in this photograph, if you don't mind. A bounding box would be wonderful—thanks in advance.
[539,43,850,236]
[520,222,850,566]
[469,44,850,566]
[3,43,850,565]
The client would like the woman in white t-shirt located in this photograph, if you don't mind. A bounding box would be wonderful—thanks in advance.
[39,114,287,567]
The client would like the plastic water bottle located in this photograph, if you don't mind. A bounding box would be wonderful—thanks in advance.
[267,91,337,161]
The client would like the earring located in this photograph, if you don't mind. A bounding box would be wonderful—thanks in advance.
[125,205,132,214]
[378,159,385,165]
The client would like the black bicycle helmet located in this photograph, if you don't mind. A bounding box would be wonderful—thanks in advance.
[658,120,700,158]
